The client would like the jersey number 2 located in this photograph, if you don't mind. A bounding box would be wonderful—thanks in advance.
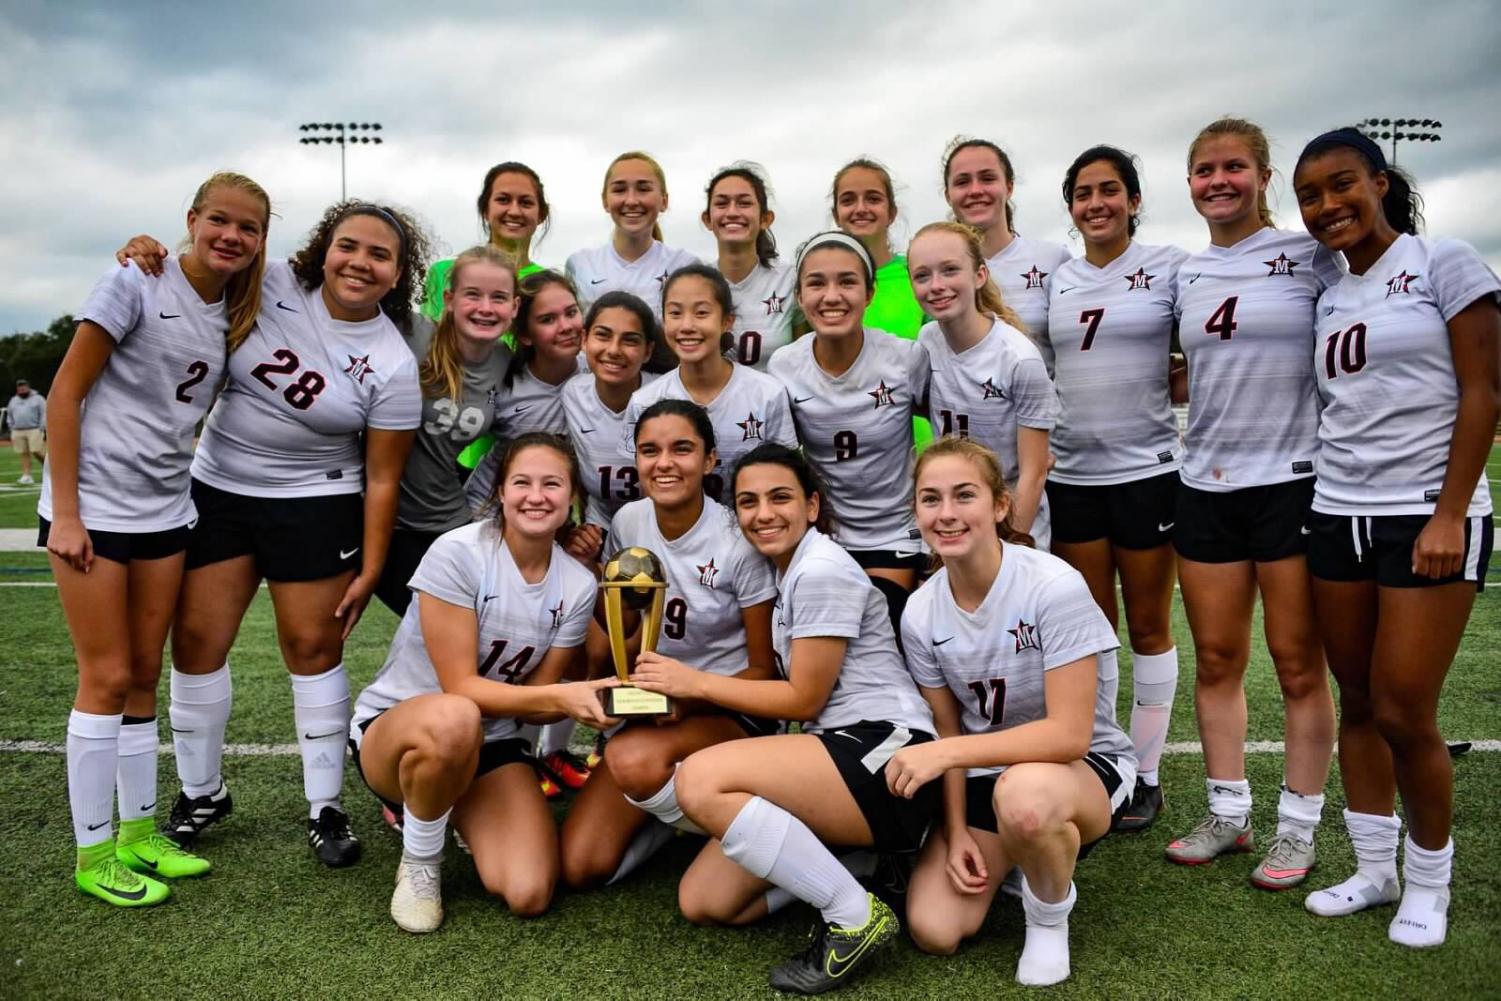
[174,361,210,403]
[250,348,327,411]
[966,677,1007,726]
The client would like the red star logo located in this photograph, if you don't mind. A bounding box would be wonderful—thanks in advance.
[868,380,895,407]
[981,378,1005,400]
[549,600,566,629]
[763,292,787,315]
[1264,253,1300,277]
[1124,268,1155,291]
[1021,265,1048,289]
[1007,619,1040,653]
[696,558,719,589]
[344,354,375,384]
[655,270,670,287]
[1385,270,1420,297]
[737,412,764,441]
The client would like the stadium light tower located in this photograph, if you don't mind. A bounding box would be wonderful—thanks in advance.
[1356,118,1442,165]
[297,122,384,200]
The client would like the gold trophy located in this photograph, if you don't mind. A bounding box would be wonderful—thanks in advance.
[599,546,672,717]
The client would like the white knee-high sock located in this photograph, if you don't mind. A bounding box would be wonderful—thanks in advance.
[1130,648,1177,785]
[170,664,232,798]
[537,720,577,757]
[763,851,876,915]
[1017,876,1076,986]
[68,710,121,849]
[1207,778,1252,824]
[721,796,869,929]
[1276,784,1324,843]
[402,807,451,862]
[625,771,705,834]
[1390,836,1452,948]
[290,664,350,817]
[116,716,159,822]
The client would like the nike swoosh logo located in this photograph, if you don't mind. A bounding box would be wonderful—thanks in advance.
[140,803,156,813]
[826,916,888,976]
[1210,784,1237,794]
[1324,305,1335,316]
[513,406,531,415]
[590,278,606,285]
[578,427,595,434]
[303,729,344,741]
[482,594,500,603]
[275,300,298,312]
[793,396,814,404]
[1187,273,1202,284]
[101,882,149,902]
[170,727,193,734]
[137,856,160,871]
[339,547,360,560]
[159,311,182,319]
[86,820,110,831]
[1300,526,1311,536]
[1158,522,1175,532]
[1260,866,1309,880]
[1057,286,1077,294]
[933,637,954,646]
[833,730,861,742]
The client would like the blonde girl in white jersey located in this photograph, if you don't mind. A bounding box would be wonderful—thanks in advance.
[702,162,799,371]
[566,151,697,371]
[1164,118,1338,889]
[47,173,269,907]
[1293,128,1499,948]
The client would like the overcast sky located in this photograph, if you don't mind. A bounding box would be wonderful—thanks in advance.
[2,0,1497,333]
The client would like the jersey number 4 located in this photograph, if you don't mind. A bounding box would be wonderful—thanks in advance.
[966,677,1007,726]
[250,348,327,410]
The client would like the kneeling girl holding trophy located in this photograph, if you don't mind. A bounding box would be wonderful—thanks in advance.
[560,399,779,889]
[631,443,939,995]
[349,433,619,933]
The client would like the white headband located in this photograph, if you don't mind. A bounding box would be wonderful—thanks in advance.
[794,230,875,283]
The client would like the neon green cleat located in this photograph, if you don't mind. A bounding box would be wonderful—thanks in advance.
[117,819,212,879]
[76,841,170,907]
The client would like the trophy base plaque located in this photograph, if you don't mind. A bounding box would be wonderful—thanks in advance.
[603,685,672,718]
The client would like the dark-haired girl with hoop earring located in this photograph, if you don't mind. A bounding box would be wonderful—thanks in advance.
[703,163,799,372]
[559,399,776,891]
[1293,128,1498,948]
[115,201,430,866]
[1045,147,1187,833]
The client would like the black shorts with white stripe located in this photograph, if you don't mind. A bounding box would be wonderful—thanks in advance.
[1307,511,1492,591]
[816,719,939,853]
[963,751,1132,860]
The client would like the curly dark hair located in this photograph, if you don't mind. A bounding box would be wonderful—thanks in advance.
[289,201,432,334]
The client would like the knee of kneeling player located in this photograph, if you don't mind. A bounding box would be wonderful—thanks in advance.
[995,774,1066,841]
[907,912,965,956]
[559,841,617,891]
[490,873,554,917]
[604,738,674,800]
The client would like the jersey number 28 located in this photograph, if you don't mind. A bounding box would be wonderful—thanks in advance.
[250,348,327,411]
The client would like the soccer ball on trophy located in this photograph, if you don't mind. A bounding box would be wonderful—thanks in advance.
[602,546,667,610]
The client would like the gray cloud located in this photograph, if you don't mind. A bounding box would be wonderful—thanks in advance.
[2,0,1498,331]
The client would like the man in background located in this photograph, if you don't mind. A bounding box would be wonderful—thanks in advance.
[7,378,46,484]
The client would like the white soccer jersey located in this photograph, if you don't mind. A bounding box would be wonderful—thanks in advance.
[1176,229,1343,491]
[987,236,1072,372]
[902,543,1134,777]
[1313,234,1498,517]
[727,263,799,371]
[769,330,926,552]
[1047,242,1189,486]
[608,497,777,676]
[774,529,934,734]
[566,241,699,321]
[919,317,1059,548]
[352,521,596,743]
[622,363,798,505]
[462,361,578,513]
[39,258,228,532]
[190,260,421,497]
[563,370,660,528]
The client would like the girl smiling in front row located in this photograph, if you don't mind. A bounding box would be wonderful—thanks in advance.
[632,445,937,994]
[559,400,777,891]
[703,163,800,372]
[769,232,927,628]
[1045,147,1187,832]
[623,265,796,505]
[909,221,1057,550]
[887,438,1135,986]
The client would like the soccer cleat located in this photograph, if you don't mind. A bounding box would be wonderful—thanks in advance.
[539,773,563,800]
[768,893,898,994]
[1165,813,1254,865]
[540,750,592,791]
[381,804,404,834]
[164,782,233,847]
[390,857,443,933]
[117,825,212,879]
[1250,833,1316,890]
[1305,871,1401,917]
[1112,778,1164,833]
[76,842,170,907]
[308,806,362,868]
[19,474,34,485]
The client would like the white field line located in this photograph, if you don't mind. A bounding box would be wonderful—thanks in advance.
[2,738,1499,757]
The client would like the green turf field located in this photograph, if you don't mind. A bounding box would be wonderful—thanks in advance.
[0,446,1498,999]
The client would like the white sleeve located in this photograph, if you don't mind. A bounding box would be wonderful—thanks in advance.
[409,532,481,607]
[905,341,930,414]
[1312,244,1346,292]
[786,561,864,640]
[900,594,944,689]
[1011,354,1059,430]
[367,350,422,431]
[555,568,594,648]
[1035,568,1119,671]
[765,383,798,448]
[78,263,146,344]
[1430,238,1501,322]
[728,538,777,608]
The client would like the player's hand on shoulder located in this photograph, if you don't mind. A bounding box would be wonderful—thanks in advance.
[115,234,169,276]
[46,516,94,574]
[1412,511,1465,579]
[945,826,990,896]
